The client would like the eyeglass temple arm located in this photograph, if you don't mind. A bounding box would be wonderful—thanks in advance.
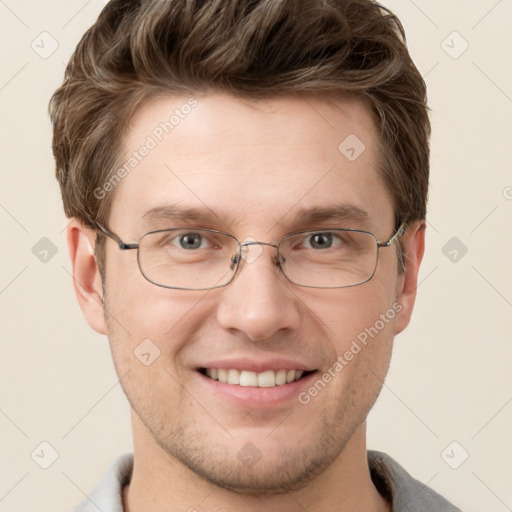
[377,222,407,248]
[96,223,139,250]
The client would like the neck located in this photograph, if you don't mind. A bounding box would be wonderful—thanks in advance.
[123,415,389,512]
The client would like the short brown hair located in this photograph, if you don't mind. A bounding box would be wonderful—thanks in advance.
[50,0,430,273]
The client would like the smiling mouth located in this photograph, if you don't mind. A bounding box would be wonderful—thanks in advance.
[199,368,315,387]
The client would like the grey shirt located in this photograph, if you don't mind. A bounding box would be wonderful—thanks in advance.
[74,451,462,511]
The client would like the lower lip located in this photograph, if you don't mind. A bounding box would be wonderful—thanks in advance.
[196,370,319,408]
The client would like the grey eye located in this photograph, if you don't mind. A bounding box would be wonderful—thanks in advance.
[179,233,203,249]
[307,232,334,249]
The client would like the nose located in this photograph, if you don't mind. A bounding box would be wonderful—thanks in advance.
[216,243,302,342]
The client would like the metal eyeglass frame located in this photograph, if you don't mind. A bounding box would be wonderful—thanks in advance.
[95,222,406,290]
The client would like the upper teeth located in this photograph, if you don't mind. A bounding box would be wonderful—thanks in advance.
[205,368,304,387]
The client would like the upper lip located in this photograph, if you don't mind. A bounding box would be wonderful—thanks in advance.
[197,357,316,373]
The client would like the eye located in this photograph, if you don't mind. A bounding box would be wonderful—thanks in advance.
[175,232,207,250]
[148,229,229,254]
[304,232,340,250]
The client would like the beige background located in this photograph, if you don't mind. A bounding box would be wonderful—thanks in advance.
[1,1,511,511]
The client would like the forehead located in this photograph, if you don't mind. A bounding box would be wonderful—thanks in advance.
[108,93,394,236]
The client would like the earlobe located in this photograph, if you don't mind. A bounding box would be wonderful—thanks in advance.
[394,220,426,335]
[66,218,108,335]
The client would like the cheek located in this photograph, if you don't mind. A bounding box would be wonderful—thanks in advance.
[303,279,398,396]
[103,243,225,385]
[318,293,396,403]
[309,278,398,344]
[104,247,212,343]
[103,285,207,412]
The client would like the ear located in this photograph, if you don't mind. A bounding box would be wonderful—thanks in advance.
[394,220,426,335]
[66,218,108,335]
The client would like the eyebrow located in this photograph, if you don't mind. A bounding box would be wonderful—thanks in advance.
[286,205,371,228]
[141,203,371,231]
[141,204,235,231]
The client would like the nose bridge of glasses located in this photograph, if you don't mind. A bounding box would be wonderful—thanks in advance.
[241,240,279,249]
[230,240,281,270]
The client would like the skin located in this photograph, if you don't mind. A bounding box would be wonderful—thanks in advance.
[68,92,425,512]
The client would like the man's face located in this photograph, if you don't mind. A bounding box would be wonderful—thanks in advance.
[90,93,418,492]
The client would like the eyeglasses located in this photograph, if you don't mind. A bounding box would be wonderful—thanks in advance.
[95,222,406,290]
